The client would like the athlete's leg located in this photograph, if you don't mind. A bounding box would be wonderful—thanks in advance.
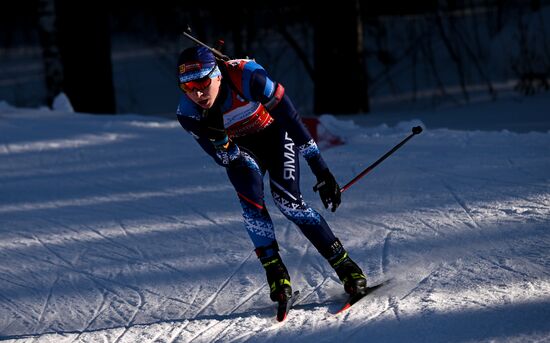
[226,152,277,257]
[267,130,338,253]
[268,130,368,295]
[226,151,292,301]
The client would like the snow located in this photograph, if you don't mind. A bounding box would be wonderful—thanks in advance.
[1,94,550,342]
[51,93,74,113]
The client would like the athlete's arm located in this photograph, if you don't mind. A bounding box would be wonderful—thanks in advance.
[176,104,227,167]
[247,66,328,176]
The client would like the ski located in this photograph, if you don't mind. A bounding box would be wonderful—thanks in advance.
[276,290,300,322]
[335,280,390,314]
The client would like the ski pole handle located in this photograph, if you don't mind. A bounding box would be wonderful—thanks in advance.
[339,126,423,193]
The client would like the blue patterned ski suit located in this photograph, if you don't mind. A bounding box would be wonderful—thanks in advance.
[177,59,338,259]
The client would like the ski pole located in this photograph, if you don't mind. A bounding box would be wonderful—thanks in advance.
[336,126,423,193]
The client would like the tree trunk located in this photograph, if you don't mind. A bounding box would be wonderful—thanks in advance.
[55,0,116,114]
[37,0,63,108]
[313,0,368,114]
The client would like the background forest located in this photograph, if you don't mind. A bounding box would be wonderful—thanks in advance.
[1,0,549,116]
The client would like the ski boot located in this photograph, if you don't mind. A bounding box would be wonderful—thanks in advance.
[256,244,292,302]
[324,239,367,296]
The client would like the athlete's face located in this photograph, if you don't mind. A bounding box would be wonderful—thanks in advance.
[184,75,222,109]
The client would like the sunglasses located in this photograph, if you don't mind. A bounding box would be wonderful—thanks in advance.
[179,67,216,93]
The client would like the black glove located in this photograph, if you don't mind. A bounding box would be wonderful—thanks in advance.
[200,109,243,166]
[201,107,228,149]
[206,127,230,150]
[313,169,341,212]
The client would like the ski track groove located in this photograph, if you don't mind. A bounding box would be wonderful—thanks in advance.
[0,273,38,292]
[118,222,146,260]
[477,253,535,279]
[292,243,330,306]
[193,250,254,319]
[441,178,550,276]
[441,181,481,230]
[186,320,223,343]
[35,275,59,335]
[416,216,439,235]
[87,225,142,260]
[388,296,401,321]
[182,285,202,318]
[30,233,76,273]
[146,329,166,343]
[165,320,191,343]
[296,276,330,306]
[349,266,441,342]
[399,266,440,302]
[173,282,261,342]
[492,187,550,214]
[112,287,145,343]
[19,236,147,341]
[39,219,98,265]
[143,287,191,307]
[205,321,237,343]
[180,248,272,343]
[190,206,242,240]
[360,219,402,277]
[512,194,549,210]
[381,231,392,274]
[0,292,32,327]
[157,261,188,276]
[71,289,108,343]
[162,287,201,343]
[361,219,394,231]
[238,321,284,343]
[34,218,198,342]
[346,298,394,342]
[228,284,264,314]
[25,216,206,342]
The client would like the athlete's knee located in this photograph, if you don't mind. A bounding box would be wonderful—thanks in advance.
[272,192,321,225]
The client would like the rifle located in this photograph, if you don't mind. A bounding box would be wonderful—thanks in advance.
[182,30,230,62]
